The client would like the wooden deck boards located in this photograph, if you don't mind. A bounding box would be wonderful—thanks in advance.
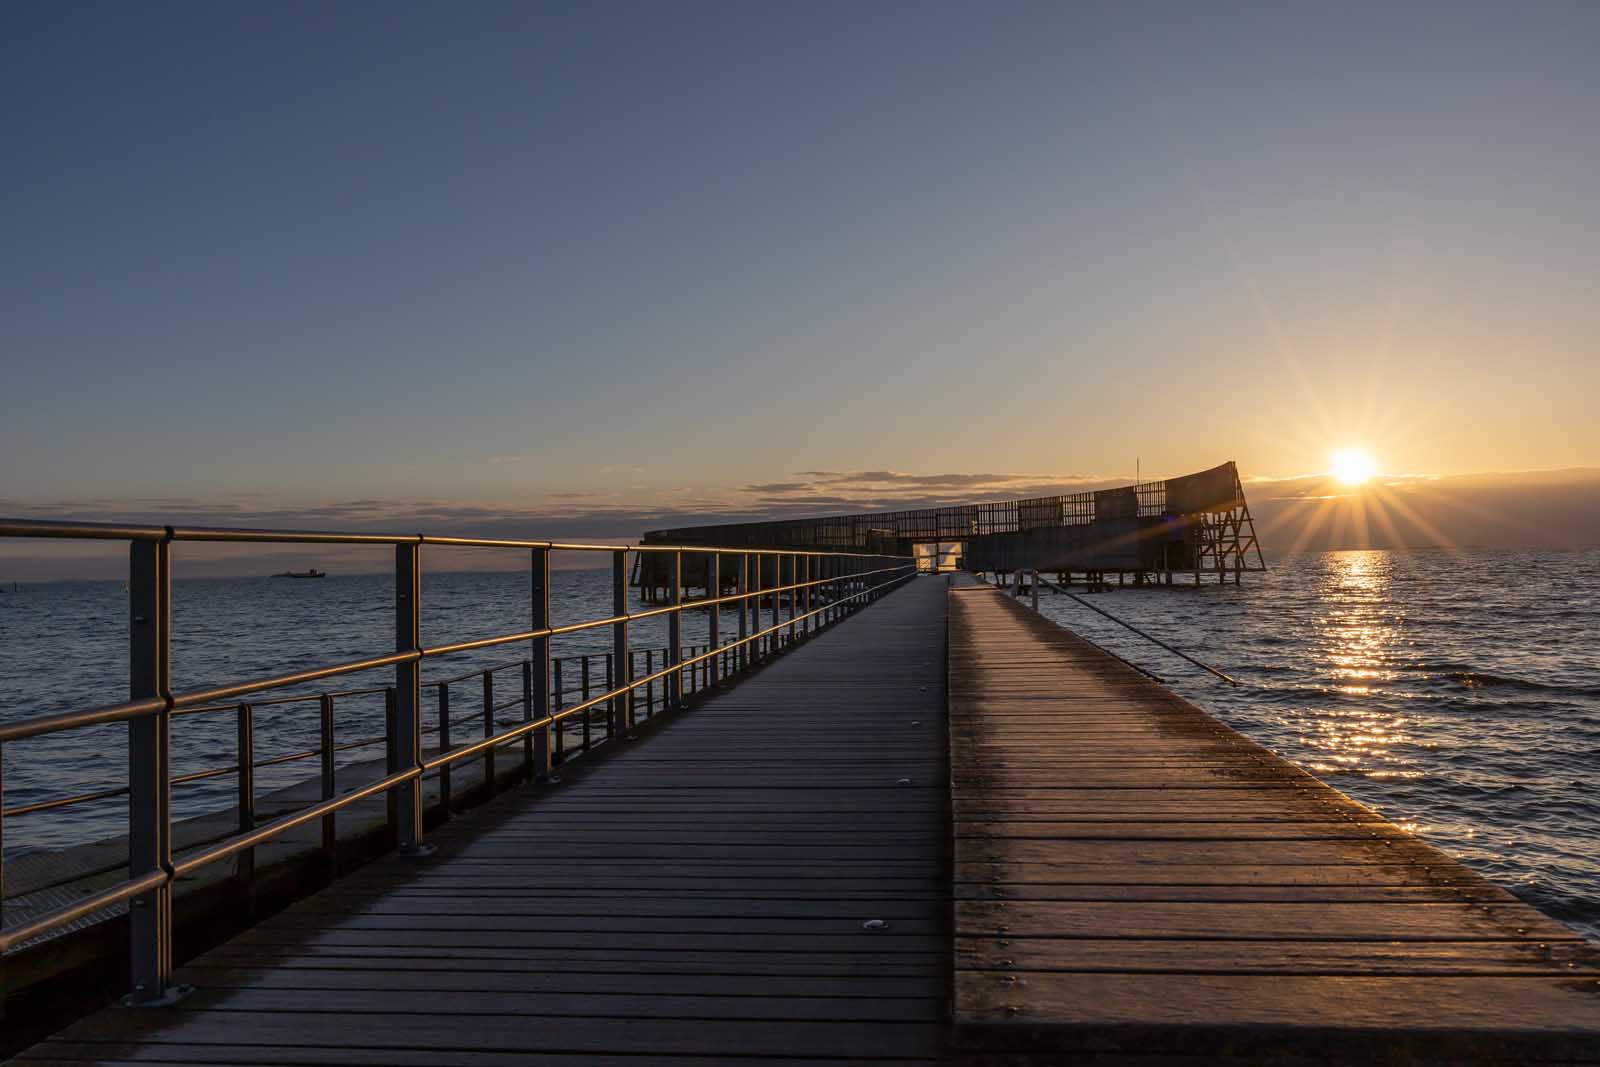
[15,578,953,1066]
[947,580,1600,1064]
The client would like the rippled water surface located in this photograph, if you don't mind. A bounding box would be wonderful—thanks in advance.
[0,568,719,852]
[1026,547,1600,940]
[4,549,1598,941]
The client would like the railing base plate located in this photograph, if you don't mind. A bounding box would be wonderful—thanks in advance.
[121,984,193,1009]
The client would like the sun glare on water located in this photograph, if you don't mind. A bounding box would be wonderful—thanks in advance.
[1330,449,1378,486]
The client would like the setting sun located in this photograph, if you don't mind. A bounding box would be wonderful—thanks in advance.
[1330,449,1377,486]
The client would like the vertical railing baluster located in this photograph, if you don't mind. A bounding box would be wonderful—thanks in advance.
[605,652,615,736]
[769,554,780,653]
[645,649,654,715]
[669,551,683,708]
[738,553,749,669]
[438,681,452,815]
[236,701,255,899]
[319,693,336,871]
[482,669,495,794]
[613,548,629,736]
[127,536,181,1005]
[521,659,533,782]
[787,553,797,642]
[531,546,552,781]
[553,658,565,760]
[581,655,592,749]
[393,543,425,854]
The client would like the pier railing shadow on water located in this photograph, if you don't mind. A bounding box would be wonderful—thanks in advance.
[0,517,913,1008]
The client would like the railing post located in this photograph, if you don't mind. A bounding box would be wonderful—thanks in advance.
[1031,568,1040,612]
[481,669,495,793]
[438,682,452,814]
[235,701,255,899]
[708,553,721,688]
[319,693,336,870]
[126,537,184,1005]
[393,543,427,855]
[530,547,552,781]
[668,550,683,708]
[787,553,797,642]
[613,549,630,735]
[644,649,654,714]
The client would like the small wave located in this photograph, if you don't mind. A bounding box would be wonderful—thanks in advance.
[1399,662,1600,698]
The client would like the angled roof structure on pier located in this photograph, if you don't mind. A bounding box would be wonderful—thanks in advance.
[644,460,1265,578]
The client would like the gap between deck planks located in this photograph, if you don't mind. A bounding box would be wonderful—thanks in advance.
[947,577,1600,1065]
[14,576,955,1066]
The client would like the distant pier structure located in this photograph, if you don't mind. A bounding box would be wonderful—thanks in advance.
[638,460,1265,599]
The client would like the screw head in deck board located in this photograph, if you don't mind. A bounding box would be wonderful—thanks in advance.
[861,918,890,931]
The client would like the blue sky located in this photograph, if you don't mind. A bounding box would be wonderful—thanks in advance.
[4,1,1598,535]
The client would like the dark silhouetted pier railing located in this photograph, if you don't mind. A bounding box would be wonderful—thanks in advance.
[0,517,914,1006]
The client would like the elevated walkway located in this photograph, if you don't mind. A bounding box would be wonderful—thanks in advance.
[17,578,952,1065]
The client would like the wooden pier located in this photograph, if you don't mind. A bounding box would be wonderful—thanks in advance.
[12,575,1600,1064]
[948,576,1600,1062]
[14,578,953,1065]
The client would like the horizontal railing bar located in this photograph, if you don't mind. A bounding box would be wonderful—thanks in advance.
[176,685,393,717]
[171,527,422,545]
[0,869,166,953]
[6,727,404,817]
[171,651,418,710]
[0,518,914,559]
[0,519,169,541]
[1,561,911,945]
[0,697,165,744]
[426,566,917,770]
[171,765,420,878]
[0,563,907,745]
[430,660,529,687]
[5,562,904,743]
[420,564,902,658]
[3,784,131,817]
[1032,573,1239,685]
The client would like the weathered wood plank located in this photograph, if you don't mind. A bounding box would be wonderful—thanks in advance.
[948,579,1600,1062]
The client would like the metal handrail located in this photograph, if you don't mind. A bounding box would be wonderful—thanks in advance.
[2,646,682,820]
[0,518,913,999]
[0,517,902,555]
[1021,570,1239,685]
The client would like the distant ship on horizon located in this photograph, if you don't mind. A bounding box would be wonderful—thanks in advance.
[272,569,326,579]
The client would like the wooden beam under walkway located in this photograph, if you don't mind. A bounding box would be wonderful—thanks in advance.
[947,574,1600,1064]
[16,577,954,1065]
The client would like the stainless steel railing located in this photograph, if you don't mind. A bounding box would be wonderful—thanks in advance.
[0,517,915,1005]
